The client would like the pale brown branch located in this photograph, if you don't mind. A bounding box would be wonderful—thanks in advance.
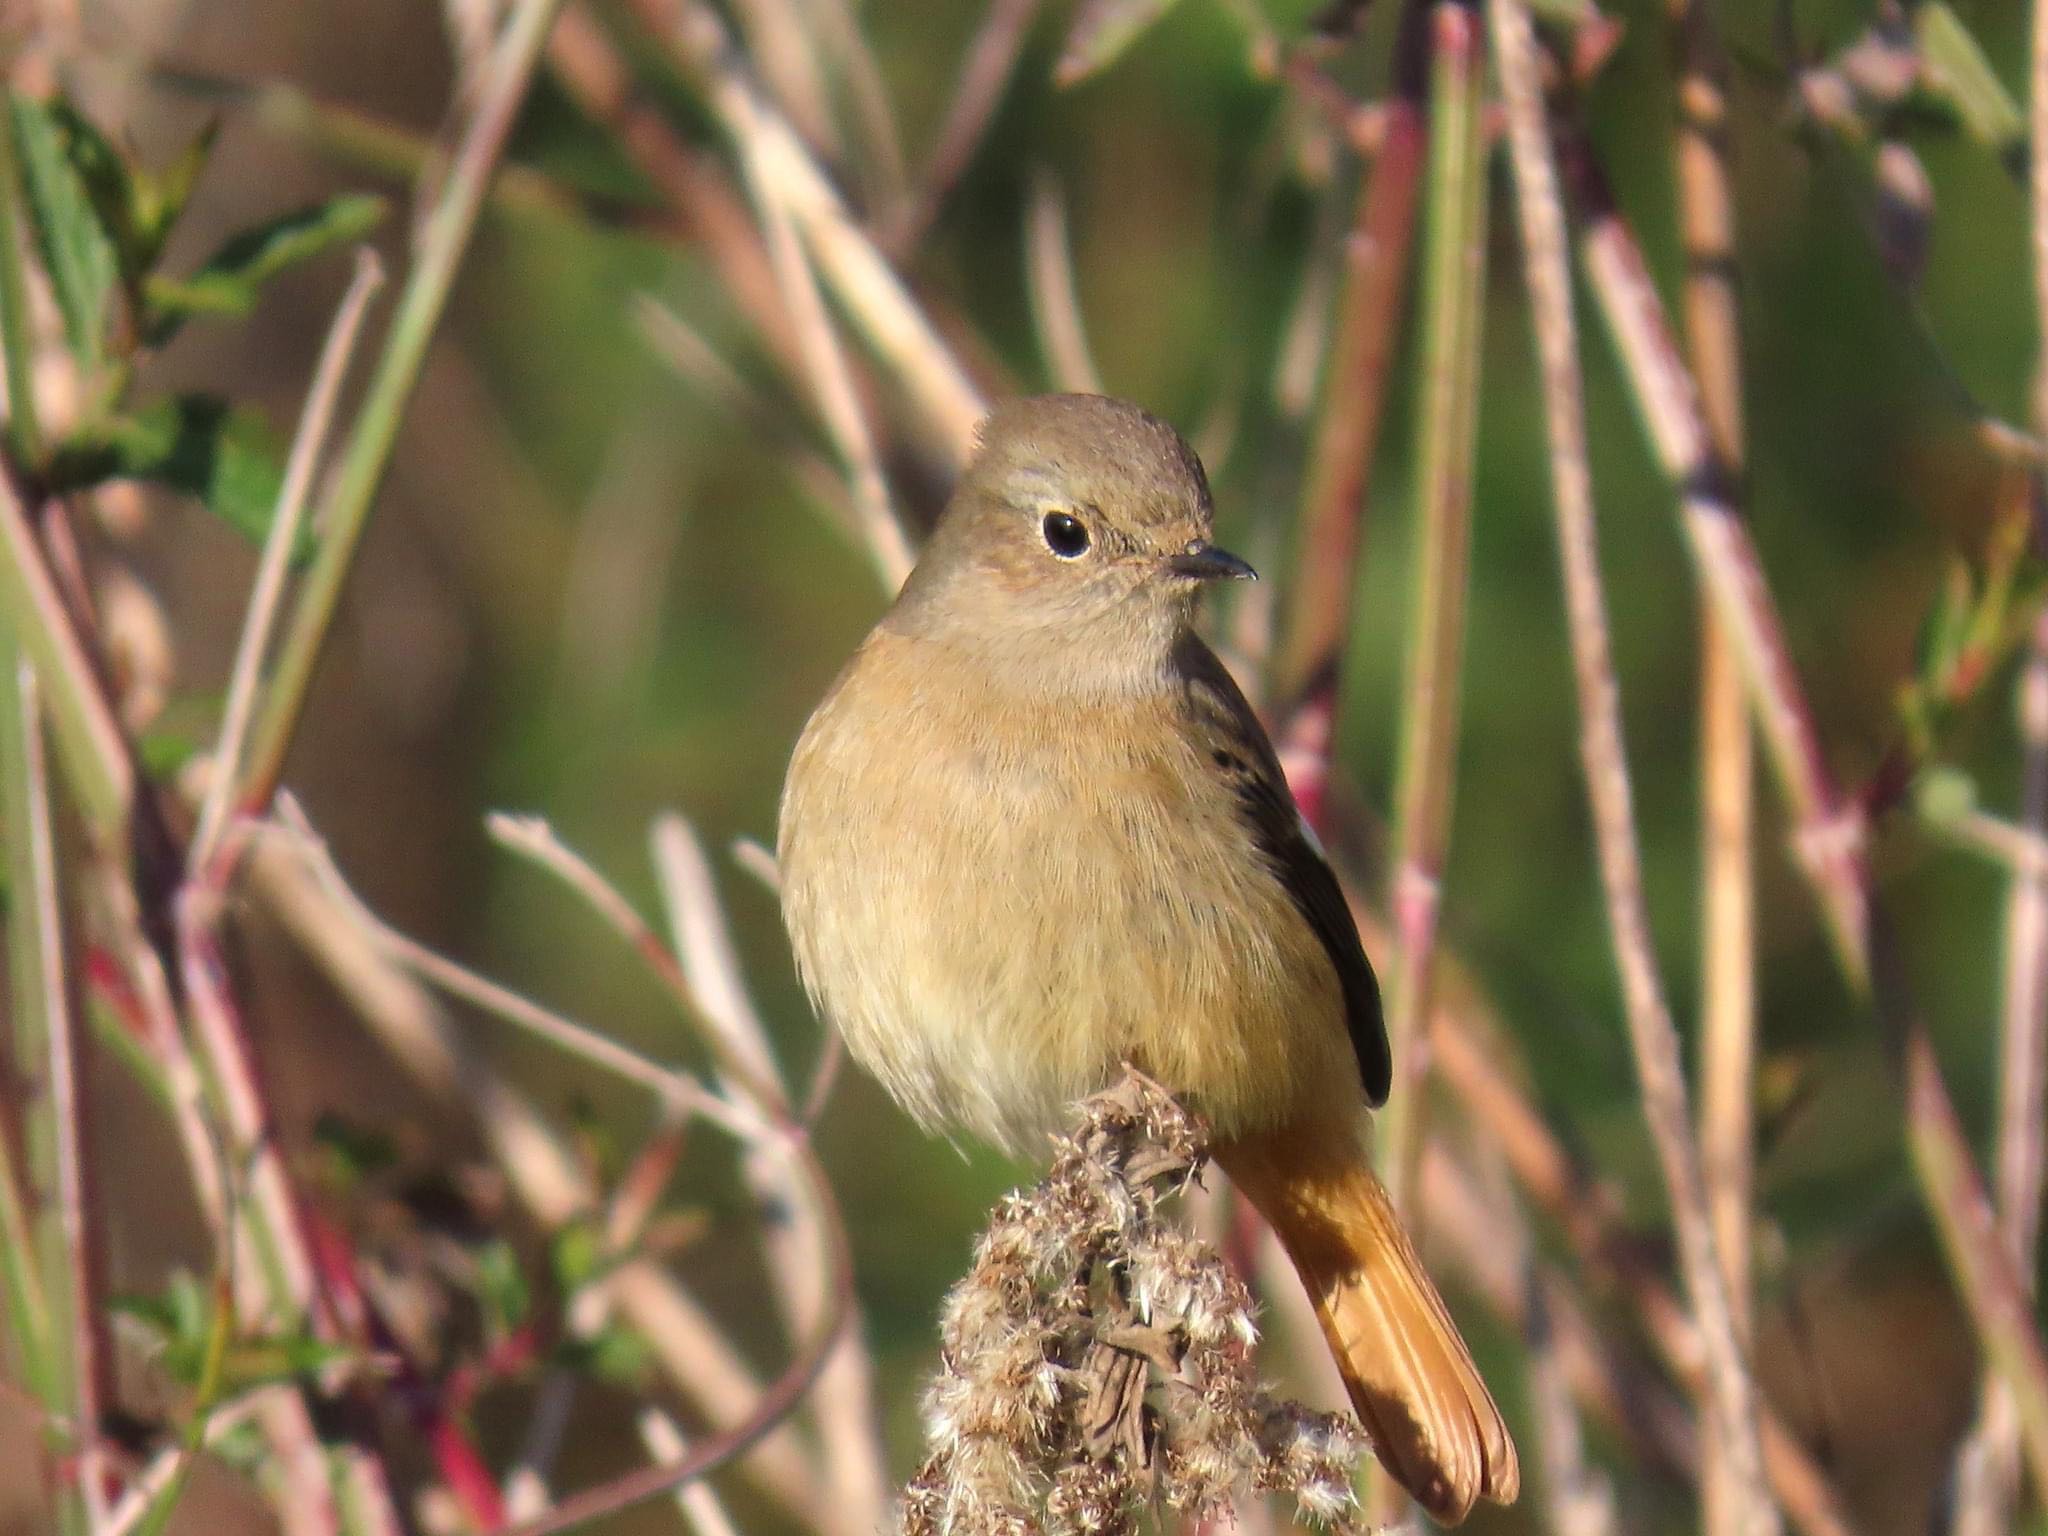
[1025,168,1105,395]
[885,0,1044,254]
[1493,10,1776,1534]
[244,829,854,1535]
[192,247,385,875]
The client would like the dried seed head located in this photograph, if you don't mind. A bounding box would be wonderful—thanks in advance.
[898,1069,1368,1535]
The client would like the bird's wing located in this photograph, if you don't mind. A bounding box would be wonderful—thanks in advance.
[1173,632,1391,1106]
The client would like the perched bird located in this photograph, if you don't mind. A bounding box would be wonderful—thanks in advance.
[778,393,1517,1522]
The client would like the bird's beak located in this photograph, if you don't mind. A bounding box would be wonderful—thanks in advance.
[1166,542,1258,582]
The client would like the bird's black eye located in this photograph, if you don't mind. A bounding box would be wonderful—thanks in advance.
[1041,511,1090,559]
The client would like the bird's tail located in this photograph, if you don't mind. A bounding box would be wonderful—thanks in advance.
[1216,1125,1518,1525]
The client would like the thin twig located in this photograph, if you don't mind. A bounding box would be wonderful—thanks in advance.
[1376,0,1489,1268]
[720,43,914,587]
[1668,22,1759,1502]
[243,834,843,1532]
[639,1409,745,1536]
[239,0,570,811]
[0,656,94,1536]
[651,816,890,1532]
[281,812,734,1125]
[1950,49,2048,1505]
[1275,4,1425,729]
[884,0,1044,255]
[1563,107,2048,1499]
[1493,9,1778,1536]
[642,0,989,464]
[190,247,385,875]
[1426,1008,1856,1536]
[1025,168,1105,394]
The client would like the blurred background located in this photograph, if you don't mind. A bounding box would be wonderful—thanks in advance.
[0,0,2041,1532]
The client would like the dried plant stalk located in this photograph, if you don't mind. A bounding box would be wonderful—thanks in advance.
[903,1070,1367,1536]
[1492,9,1777,1536]
[1378,0,1490,1249]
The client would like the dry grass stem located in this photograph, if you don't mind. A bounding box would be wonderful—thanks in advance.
[1276,37,1422,718]
[903,1069,1368,1536]
[190,246,385,876]
[281,809,734,1124]
[238,0,569,812]
[806,0,909,207]
[1483,1161,1620,1536]
[1,657,103,1529]
[886,0,1044,254]
[1428,1009,1854,1536]
[242,835,844,1530]
[0,465,132,841]
[1668,17,1759,1493]
[1378,0,1489,1247]
[1567,108,2048,1495]
[1026,169,1105,395]
[1493,8,1777,1536]
[267,800,855,1535]
[1422,1140,1696,1482]
[652,814,891,1532]
[717,41,914,587]
[640,1407,746,1536]
[636,0,989,464]
[1950,40,2048,1501]
[634,297,858,525]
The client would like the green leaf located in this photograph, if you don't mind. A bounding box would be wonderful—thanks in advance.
[136,727,200,781]
[475,1239,530,1338]
[550,1219,605,1294]
[1915,766,1978,828]
[111,1270,209,1345]
[41,103,138,276]
[1055,0,1187,85]
[47,396,301,553]
[563,1320,650,1387]
[8,97,120,368]
[131,117,220,271]
[1914,3,2024,155]
[145,193,382,338]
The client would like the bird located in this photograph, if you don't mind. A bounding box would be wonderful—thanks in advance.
[777,392,1517,1523]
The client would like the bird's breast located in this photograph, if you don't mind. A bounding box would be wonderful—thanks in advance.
[778,631,1355,1150]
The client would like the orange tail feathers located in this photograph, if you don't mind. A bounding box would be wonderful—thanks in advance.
[1216,1125,1518,1524]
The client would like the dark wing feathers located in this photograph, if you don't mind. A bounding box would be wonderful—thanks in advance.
[1173,634,1392,1106]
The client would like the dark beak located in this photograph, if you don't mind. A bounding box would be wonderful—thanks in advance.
[1166,542,1258,582]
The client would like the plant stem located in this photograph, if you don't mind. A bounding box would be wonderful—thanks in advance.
[642,0,988,465]
[189,248,383,875]
[1954,8,2048,1520]
[1,653,92,1536]
[1493,9,1778,1536]
[1378,0,1487,1228]
[238,0,570,812]
[1953,610,2048,1536]
[0,94,42,464]
[1565,113,2048,1502]
[0,110,129,847]
[1668,6,1759,1532]
[1276,0,1426,752]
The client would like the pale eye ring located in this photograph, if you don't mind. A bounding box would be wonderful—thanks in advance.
[1042,511,1090,558]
